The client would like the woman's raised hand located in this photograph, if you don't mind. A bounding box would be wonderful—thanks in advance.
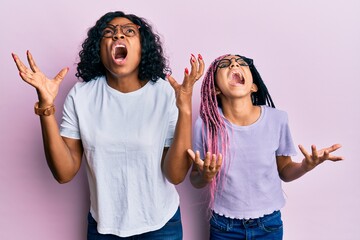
[12,51,69,106]
[167,54,205,113]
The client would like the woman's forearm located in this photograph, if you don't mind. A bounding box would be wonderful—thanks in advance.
[162,110,192,185]
[38,114,82,183]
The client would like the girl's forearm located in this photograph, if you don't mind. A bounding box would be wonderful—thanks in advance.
[279,161,308,182]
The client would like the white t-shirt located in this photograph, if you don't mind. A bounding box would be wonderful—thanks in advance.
[60,76,179,237]
[193,106,297,219]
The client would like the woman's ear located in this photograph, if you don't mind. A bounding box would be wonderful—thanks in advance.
[251,83,258,93]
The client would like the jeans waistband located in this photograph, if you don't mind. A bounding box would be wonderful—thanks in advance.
[213,210,281,229]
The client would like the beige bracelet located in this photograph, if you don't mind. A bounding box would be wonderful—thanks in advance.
[34,102,55,116]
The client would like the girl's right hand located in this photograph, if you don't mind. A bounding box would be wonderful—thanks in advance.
[12,51,69,107]
[187,149,222,183]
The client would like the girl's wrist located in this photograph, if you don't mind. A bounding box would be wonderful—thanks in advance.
[300,159,311,173]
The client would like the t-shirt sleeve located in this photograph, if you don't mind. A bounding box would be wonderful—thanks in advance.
[164,91,178,147]
[60,87,81,139]
[276,112,297,156]
[193,117,205,159]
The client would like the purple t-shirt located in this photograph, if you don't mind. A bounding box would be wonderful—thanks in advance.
[193,105,297,219]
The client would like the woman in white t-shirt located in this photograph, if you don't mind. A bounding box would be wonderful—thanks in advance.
[12,11,204,240]
[187,54,343,240]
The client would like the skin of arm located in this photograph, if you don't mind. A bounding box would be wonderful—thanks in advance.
[277,144,343,182]
[162,109,193,185]
[161,54,205,185]
[39,115,83,183]
[13,51,83,184]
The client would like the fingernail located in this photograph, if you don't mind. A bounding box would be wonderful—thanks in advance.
[185,68,189,74]
[26,50,29,55]
[11,53,16,61]
[191,54,195,63]
[198,54,203,60]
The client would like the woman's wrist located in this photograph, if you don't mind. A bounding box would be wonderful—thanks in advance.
[34,102,55,116]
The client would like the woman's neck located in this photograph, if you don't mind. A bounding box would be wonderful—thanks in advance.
[106,73,147,93]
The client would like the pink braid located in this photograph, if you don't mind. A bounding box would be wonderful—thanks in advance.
[200,54,230,214]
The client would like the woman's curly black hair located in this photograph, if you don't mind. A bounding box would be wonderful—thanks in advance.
[76,11,170,82]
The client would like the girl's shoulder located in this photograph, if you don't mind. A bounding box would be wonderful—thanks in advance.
[262,105,289,122]
[194,115,204,127]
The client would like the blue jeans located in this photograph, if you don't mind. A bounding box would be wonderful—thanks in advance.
[87,207,183,240]
[210,210,283,240]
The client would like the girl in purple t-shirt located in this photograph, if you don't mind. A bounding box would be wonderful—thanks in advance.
[188,54,343,240]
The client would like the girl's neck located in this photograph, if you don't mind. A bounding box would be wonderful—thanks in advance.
[221,98,261,126]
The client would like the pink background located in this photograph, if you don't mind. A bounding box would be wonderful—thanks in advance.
[1,0,359,239]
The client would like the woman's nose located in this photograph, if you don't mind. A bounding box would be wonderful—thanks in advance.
[112,30,125,40]
[112,34,125,40]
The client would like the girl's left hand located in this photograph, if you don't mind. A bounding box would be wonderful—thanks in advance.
[167,54,205,112]
[187,149,222,183]
[299,144,344,172]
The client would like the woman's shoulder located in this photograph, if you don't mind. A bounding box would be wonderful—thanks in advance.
[68,76,105,95]
[152,77,171,88]
[149,78,174,95]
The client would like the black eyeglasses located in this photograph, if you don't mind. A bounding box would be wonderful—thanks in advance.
[102,23,140,38]
[216,56,253,69]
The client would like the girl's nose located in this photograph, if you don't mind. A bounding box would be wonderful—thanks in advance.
[230,59,240,68]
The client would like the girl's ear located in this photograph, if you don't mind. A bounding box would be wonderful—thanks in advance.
[251,83,258,93]
[215,87,222,95]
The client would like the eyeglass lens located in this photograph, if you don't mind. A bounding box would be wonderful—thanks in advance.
[218,57,250,68]
[102,24,139,38]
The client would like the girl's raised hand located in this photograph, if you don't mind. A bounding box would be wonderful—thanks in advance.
[167,54,205,112]
[187,149,222,183]
[298,144,344,172]
[12,51,69,106]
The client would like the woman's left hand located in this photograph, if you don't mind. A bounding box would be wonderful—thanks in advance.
[167,54,205,113]
[299,144,344,172]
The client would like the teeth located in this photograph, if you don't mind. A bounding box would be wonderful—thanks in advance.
[114,44,128,60]
[234,72,241,76]
[232,72,242,78]
[231,72,245,84]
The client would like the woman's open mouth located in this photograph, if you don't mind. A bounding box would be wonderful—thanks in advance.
[113,44,127,63]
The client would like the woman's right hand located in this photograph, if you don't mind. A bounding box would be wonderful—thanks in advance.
[12,51,69,107]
